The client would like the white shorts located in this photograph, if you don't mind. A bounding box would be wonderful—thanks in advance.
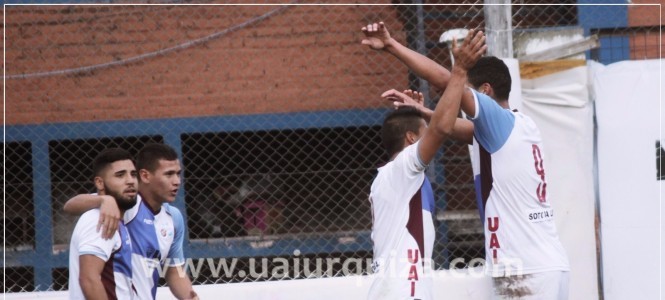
[491,271,569,300]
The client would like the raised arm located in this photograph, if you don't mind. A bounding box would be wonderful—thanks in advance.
[63,194,120,240]
[382,89,475,144]
[361,22,451,90]
[417,29,486,164]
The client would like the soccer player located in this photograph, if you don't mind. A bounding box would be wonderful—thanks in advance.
[363,22,570,299]
[68,148,138,300]
[65,143,198,300]
[367,28,486,300]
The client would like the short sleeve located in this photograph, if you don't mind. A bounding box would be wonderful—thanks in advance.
[469,89,515,153]
[379,141,427,186]
[373,141,427,205]
[166,205,185,267]
[393,141,427,175]
[75,210,119,261]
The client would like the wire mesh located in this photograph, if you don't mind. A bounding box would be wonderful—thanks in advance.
[3,0,661,292]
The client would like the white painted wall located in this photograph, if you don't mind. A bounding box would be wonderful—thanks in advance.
[521,63,599,300]
[593,59,663,300]
[3,270,491,300]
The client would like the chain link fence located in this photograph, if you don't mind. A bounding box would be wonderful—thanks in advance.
[3,1,661,293]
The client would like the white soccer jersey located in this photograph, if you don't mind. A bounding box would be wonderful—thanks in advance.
[368,141,436,300]
[69,209,135,300]
[469,90,569,277]
[124,194,185,300]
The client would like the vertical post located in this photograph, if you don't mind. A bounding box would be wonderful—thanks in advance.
[404,1,431,106]
[483,0,514,58]
[32,141,53,290]
[406,1,437,180]
[413,0,432,107]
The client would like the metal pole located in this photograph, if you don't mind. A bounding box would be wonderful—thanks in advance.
[483,0,513,58]
[414,0,432,107]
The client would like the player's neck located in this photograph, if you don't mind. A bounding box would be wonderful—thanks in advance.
[390,147,406,161]
[138,190,162,214]
[390,153,398,161]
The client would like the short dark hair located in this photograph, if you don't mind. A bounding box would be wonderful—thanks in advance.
[468,56,511,101]
[92,148,135,177]
[136,143,179,172]
[381,107,424,158]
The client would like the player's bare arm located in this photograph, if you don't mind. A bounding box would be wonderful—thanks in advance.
[417,29,485,163]
[361,21,451,90]
[457,31,487,118]
[63,194,121,240]
[79,255,110,300]
[382,89,474,144]
[166,265,199,300]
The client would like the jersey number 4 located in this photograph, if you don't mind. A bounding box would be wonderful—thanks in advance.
[532,144,547,203]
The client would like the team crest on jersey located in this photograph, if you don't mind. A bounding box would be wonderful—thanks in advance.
[161,229,167,237]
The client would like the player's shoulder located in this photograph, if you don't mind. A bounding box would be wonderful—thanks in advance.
[160,204,186,237]
[513,110,541,132]
[79,208,101,222]
[374,158,421,188]
[74,209,101,234]
[73,209,117,241]
[161,203,179,215]
[514,110,535,123]
[162,203,184,224]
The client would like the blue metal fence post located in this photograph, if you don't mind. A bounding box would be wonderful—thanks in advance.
[433,148,449,269]
[32,141,54,290]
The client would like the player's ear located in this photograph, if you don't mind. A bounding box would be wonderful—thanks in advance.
[479,83,492,96]
[94,176,104,192]
[405,130,418,144]
[139,169,150,183]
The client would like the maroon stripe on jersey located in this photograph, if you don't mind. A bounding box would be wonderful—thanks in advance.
[406,181,425,267]
[479,144,493,210]
[101,250,118,300]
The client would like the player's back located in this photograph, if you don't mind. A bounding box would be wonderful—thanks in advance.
[368,142,435,300]
[468,89,569,276]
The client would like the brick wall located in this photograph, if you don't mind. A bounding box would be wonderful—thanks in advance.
[5,4,408,125]
[628,0,664,60]
[628,0,663,27]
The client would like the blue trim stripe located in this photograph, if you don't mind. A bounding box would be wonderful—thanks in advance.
[6,109,388,143]
[421,177,435,213]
